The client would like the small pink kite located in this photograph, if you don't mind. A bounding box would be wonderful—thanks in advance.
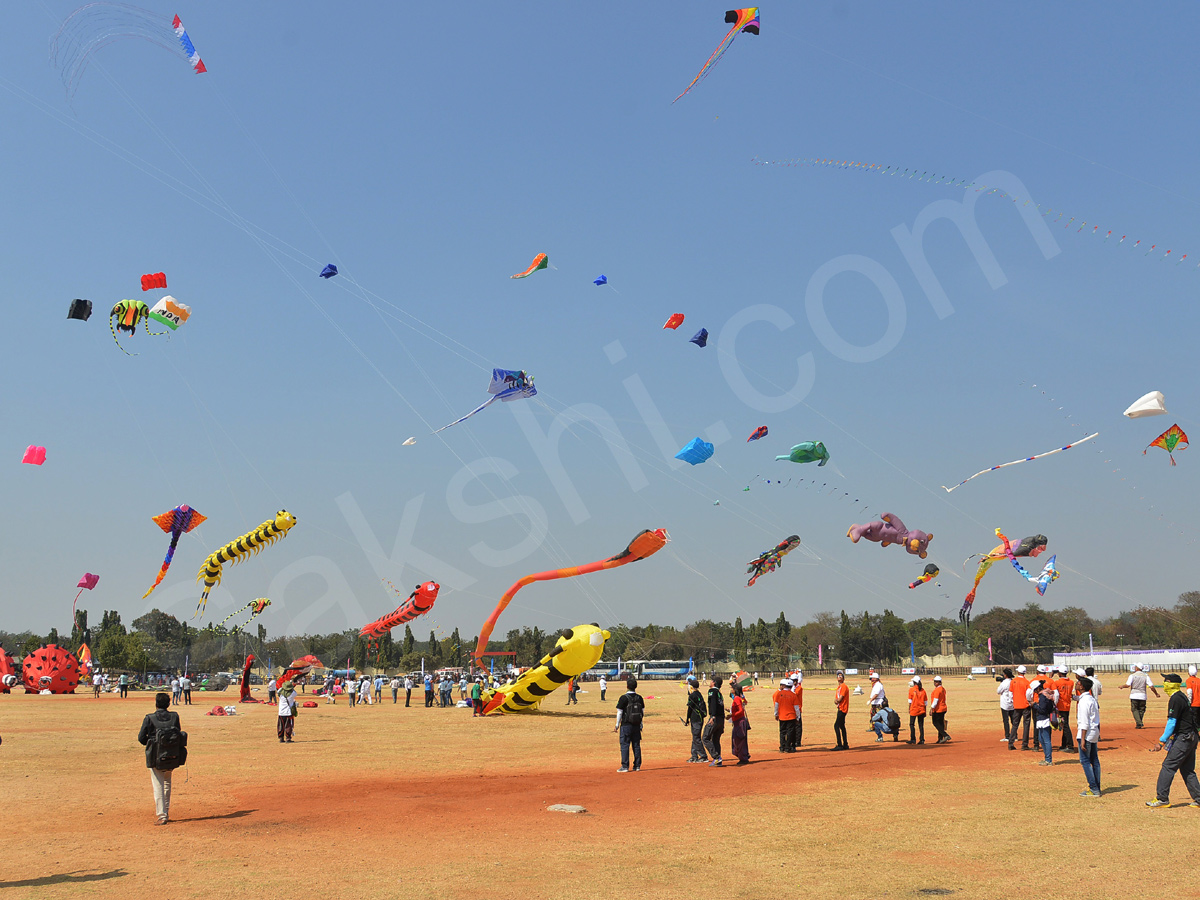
[22,446,46,465]
[73,573,99,625]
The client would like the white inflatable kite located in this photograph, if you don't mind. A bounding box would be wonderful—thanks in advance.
[1123,391,1168,418]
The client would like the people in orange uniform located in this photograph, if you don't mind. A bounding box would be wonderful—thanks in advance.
[792,673,804,748]
[833,671,850,751]
[1186,665,1200,728]
[907,676,928,745]
[1009,665,1032,751]
[773,678,800,753]
[1055,666,1075,751]
[929,675,950,743]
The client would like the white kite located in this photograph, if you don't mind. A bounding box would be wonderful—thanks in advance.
[1123,391,1168,418]
[942,433,1100,492]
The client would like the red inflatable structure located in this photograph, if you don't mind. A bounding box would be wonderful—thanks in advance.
[239,653,260,702]
[360,582,440,645]
[140,271,167,291]
[0,646,17,693]
[22,643,81,694]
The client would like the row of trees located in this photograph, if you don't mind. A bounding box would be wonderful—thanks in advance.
[3,592,1198,673]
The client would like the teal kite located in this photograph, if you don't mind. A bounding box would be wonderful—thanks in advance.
[776,442,829,466]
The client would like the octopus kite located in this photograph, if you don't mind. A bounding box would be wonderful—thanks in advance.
[473,528,667,662]
[674,8,760,103]
[219,598,271,635]
[195,510,297,616]
[960,531,1048,622]
[109,299,166,355]
[143,505,206,599]
[746,534,801,586]
[847,513,933,558]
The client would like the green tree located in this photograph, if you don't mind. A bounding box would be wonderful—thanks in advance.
[402,625,415,657]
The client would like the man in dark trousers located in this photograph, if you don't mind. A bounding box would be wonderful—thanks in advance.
[703,676,725,766]
[685,676,708,762]
[1146,673,1200,808]
[136,692,185,825]
[1008,665,1032,751]
[614,676,645,772]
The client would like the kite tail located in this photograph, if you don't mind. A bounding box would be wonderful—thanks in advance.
[109,316,135,356]
[72,588,85,626]
[142,530,183,599]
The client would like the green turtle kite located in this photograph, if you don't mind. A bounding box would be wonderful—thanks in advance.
[777,441,829,466]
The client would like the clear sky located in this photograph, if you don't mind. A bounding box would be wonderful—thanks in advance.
[3,3,1199,642]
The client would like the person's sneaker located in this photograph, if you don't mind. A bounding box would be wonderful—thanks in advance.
[1080,789,1098,797]
[875,736,883,742]
[918,740,925,745]
[905,740,915,745]
[617,767,629,773]
[632,767,640,772]
[1187,802,1199,808]
[709,759,723,767]
[1146,799,1169,808]
[1038,760,1053,766]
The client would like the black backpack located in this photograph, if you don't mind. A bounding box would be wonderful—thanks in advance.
[886,708,901,734]
[626,694,645,727]
[152,719,188,770]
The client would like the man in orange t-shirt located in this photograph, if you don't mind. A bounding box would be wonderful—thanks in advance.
[833,671,850,750]
[773,678,800,753]
[1186,665,1200,727]
[929,675,949,743]
[1008,665,1032,751]
[1054,666,1075,751]
[907,676,928,744]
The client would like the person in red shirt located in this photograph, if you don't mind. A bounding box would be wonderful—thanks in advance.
[1009,665,1032,751]
[907,676,928,745]
[730,682,750,765]
[929,675,949,743]
[832,671,850,751]
[1054,666,1075,751]
[773,678,799,753]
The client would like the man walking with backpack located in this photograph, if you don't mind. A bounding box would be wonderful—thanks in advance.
[137,692,187,825]
[614,676,645,772]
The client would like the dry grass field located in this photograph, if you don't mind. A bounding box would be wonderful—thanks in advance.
[0,673,1192,900]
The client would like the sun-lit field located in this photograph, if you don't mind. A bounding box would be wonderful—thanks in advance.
[0,674,1191,900]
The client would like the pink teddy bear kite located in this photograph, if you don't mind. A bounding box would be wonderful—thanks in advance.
[846,512,933,559]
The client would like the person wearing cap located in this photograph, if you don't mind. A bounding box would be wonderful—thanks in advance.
[1146,674,1200,808]
[703,676,725,766]
[1009,665,1032,751]
[685,676,708,762]
[773,678,799,753]
[1120,663,1159,728]
[929,675,949,743]
[599,674,607,702]
[996,668,1015,743]
[729,681,751,765]
[1075,675,1101,796]
[791,672,804,748]
[868,673,887,725]
[906,676,928,745]
[832,671,850,751]
[1054,666,1075,751]
[1028,678,1058,765]
[470,676,482,717]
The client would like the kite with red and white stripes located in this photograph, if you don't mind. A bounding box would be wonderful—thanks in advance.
[172,15,206,74]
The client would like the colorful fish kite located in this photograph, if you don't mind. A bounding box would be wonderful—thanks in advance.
[196,511,297,616]
[996,529,1058,597]
[109,299,166,355]
[777,441,829,466]
[473,528,667,662]
[21,446,46,466]
[149,296,190,330]
[319,264,338,278]
[360,582,440,649]
[143,505,207,599]
[908,563,939,589]
[220,598,271,635]
[746,534,801,586]
[746,426,768,442]
[1145,424,1188,465]
[690,328,709,347]
[141,272,167,291]
[511,253,548,279]
[941,433,1099,492]
[171,15,206,73]
[67,298,92,321]
[663,313,685,330]
[1124,391,1168,418]
[433,369,536,434]
[674,8,760,103]
[675,437,714,465]
[960,532,1047,622]
[593,275,607,286]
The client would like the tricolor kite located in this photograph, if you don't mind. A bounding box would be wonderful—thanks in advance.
[172,15,206,73]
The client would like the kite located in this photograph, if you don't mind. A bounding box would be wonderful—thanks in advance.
[220,598,271,635]
[148,296,190,330]
[141,272,167,291]
[777,441,829,466]
[320,264,338,278]
[480,624,610,715]
[511,253,548,279]
[960,532,1047,622]
[143,505,207,599]
[402,437,417,445]
[941,433,1099,492]
[279,654,324,685]
[996,529,1058,596]
[433,369,536,433]
[847,513,933,559]
[675,437,714,465]
[360,582,440,647]
[690,328,709,347]
[1145,424,1188,465]
[239,654,257,703]
[76,642,93,675]
[72,572,99,625]
[746,426,768,442]
[195,510,297,616]
[109,299,166,355]
[22,446,46,466]
[172,15,206,72]
[908,563,939,589]
[1124,391,1168,418]
[673,8,760,103]
[67,299,92,321]
[663,313,685,330]
[594,275,607,286]
[473,528,667,662]
[746,534,801,586]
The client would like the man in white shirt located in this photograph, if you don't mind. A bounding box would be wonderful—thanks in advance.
[267,678,277,704]
[92,672,103,699]
[179,675,192,705]
[1075,675,1101,796]
[170,677,180,705]
[599,675,608,702]
[1119,664,1159,728]
[404,676,414,707]
[995,668,1014,742]
[868,673,887,724]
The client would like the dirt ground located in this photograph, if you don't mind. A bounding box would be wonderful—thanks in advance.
[0,673,1193,900]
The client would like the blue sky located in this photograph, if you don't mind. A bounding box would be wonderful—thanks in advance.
[3,3,1199,641]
